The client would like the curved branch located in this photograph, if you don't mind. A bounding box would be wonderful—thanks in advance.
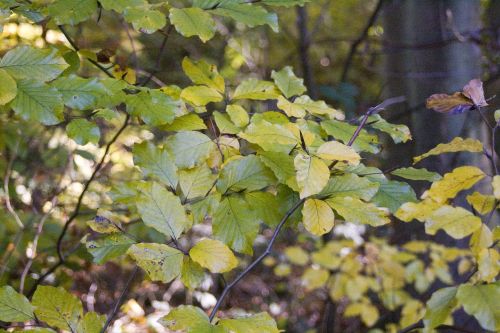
[208,198,306,321]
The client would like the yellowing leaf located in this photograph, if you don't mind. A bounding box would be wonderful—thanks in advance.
[395,199,441,222]
[326,196,390,227]
[301,267,329,290]
[302,199,334,235]
[425,166,484,203]
[259,151,298,191]
[181,256,205,290]
[179,164,217,200]
[271,66,306,98]
[32,286,83,331]
[316,141,360,165]
[226,104,249,127]
[0,286,34,322]
[219,312,280,333]
[456,282,500,331]
[182,57,224,93]
[425,205,481,239]
[423,286,458,330]
[189,239,238,273]
[413,137,483,164]
[169,8,216,42]
[161,305,214,332]
[493,175,500,199]
[469,224,493,255]
[294,153,330,198]
[240,120,297,153]
[165,131,216,168]
[284,246,309,266]
[232,79,280,100]
[477,248,500,283]
[181,85,223,106]
[127,243,183,283]
[291,95,344,120]
[319,173,379,201]
[0,69,16,105]
[276,95,306,118]
[466,192,495,215]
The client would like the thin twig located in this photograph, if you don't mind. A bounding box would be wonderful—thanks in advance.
[3,139,24,229]
[100,267,139,333]
[27,114,130,297]
[208,198,306,321]
[140,25,173,87]
[340,0,385,82]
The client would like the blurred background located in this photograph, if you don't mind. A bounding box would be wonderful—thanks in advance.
[0,0,499,332]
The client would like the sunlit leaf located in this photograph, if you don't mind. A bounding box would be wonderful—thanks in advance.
[315,141,361,165]
[181,85,223,106]
[271,66,306,98]
[240,120,297,153]
[127,243,183,283]
[232,79,280,100]
[182,57,225,93]
[170,7,216,42]
[466,192,495,215]
[190,238,238,273]
[302,198,334,235]
[413,137,483,164]
[456,282,500,331]
[326,196,390,227]
[165,131,216,169]
[0,69,16,105]
[294,153,330,198]
[32,286,83,331]
[0,286,34,322]
[424,166,484,203]
[425,205,481,239]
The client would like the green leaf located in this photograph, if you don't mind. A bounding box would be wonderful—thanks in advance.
[182,57,225,93]
[133,142,178,189]
[285,246,309,265]
[425,205,482,239]
[0,285,34,322]
[219,312,280,333]
[232,79,280,100]
[262,0,310,6]
[302,198,334,235]
[165,131,216,169]
[259,151,298,190]
[423,287,458,330]
[124,5,167,33]
[170,7,216,42]
[85,233,135,264]
[32,286,83,331]
[217,155,276,194]
[99,0,144,12]
[226,104,249,127]
[294,153,329,198]
[283,95,344,120]
[271,66,306,98]
[319,173,379,201]
[161,305,217,332]
[126,90,180,126]
[160,113,207,131]
[325,196,390,227]
[212,3,278,32]
[76,312,106,333]
[239,120,297,153]
[136,182,188,239]
[321,119,379,153]
[302,267,330,290]
[0,69,16,105]
[51,76,104,110]
[371,180,417,213]
[179,163,217,200]
[181,86,223,106]
[245,191,282,226]
[390,167,442,182]
[213,111,241,134]
[10,79,63,125]
[413,137,483,164]
[181,256,205,290]
[66,119,100,145]
[0,45,68,81]
[47,0,98,25]
[127,243,183,283]
[456,282,500,331]
[213,195,259,254]
[368,114,411,143]
[190,238,238,273]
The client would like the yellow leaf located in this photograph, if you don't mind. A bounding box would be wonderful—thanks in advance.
[284,246,309,266]
[425,205,481,239]
[326,196,390,227]
[424,166,484,203]
[493,176,500,199]
[294,153,330,198]
[112,65,136,84]
[395,199,441,222]
[180,86,223,106]
[226,104,249,127]
[189,238,238,273]
[302,199,335,235]
[361,303,380,327]
[470,224,493,255]
[413,137,483,164]
[301,267,329,290]
[477,249,500,283]
[181,57,225,93]
[466,192,495,215]
[276,95,306,118]
[316,141,361,166]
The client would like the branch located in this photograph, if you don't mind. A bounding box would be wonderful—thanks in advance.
[3,139,24,229]
[208,198,306,321]
[101,267,139,333]
[339,0,385,82]
[27,114,130,297]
